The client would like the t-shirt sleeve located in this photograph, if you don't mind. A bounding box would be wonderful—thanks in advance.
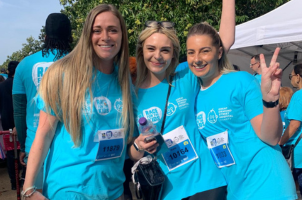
[177,62,199,95]
[12,61,26,95]
[242,74,263,120]
[175,61,189,72]
[287,93,302,122]
[34,94,56,116]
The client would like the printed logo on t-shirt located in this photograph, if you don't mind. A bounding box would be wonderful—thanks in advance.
[176,97,189,110]
[94,96,111,115]
[218,107,233,121]
[143,107,162,124]
[196,111,206,129]
[114,98,123,113]
[167,102,177,116]
[208,109,218,123]
[32,62,53,89]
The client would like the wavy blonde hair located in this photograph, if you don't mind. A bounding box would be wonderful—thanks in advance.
[187,22,234,74]
[39,4,134,146]
[135,25,180,88]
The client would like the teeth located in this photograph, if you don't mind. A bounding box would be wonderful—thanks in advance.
[100,45,111,47]
[195,64,207,69]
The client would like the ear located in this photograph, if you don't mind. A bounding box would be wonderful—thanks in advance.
[218,47,223,60]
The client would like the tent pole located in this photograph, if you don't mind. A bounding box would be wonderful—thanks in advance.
[282,61,293,72]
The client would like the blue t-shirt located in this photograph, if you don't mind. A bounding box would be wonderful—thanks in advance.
[254,73,261,85]
[0,74,8,79]
[133,65,226,200]
[284,89,302,168]
[12,50,58,153]
[36,68,126,200]
[280,110,286,135]
[196,71,296,200]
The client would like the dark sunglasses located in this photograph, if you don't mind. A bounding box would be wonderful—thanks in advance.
[145,21,175,29]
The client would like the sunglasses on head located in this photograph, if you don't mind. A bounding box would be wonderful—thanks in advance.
[145,21,175,29]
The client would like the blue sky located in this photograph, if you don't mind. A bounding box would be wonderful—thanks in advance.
[0,0,63,65]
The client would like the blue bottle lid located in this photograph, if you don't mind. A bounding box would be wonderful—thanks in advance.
[138,117,147,125]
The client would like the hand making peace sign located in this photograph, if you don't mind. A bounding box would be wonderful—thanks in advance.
[260,47,282,102]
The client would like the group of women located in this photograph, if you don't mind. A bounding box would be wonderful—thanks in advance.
[21,1,298,200]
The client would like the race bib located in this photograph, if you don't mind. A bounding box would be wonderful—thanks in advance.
[206,130,235,168]
[162,126,198,171]
[94,128,124,161]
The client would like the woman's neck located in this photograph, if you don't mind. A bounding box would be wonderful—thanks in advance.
[140,71,166,89]
[95,59,114,74]
[201,70,222,89]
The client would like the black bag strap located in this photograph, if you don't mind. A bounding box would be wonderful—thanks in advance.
[294,134,302,147]
[160,76,173,135]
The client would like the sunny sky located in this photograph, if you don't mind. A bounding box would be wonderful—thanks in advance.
[0,0,64,65]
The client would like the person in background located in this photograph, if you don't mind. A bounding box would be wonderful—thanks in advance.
[250,54,262,85]
[280,64,302,195]
[12,13,72,192]
[129,56,137,84]
[279,87,294,133]
[0,69,8,79]
[233,64,240,71]
[0,61,19,190]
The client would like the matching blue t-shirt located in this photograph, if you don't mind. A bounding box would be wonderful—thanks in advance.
[36,67,126,199]
[133,66,226,200]
[195,70,296,200]
[12,50,57,153]
[284,89,302,169]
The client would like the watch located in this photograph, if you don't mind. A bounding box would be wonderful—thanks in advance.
[133,141,144,152]
[262,99,279,108]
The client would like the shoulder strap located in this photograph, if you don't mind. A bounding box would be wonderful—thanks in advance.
[294,133,302,147]
[160,77,173,134]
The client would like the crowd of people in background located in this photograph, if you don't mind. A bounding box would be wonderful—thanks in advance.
[0,1,302,200]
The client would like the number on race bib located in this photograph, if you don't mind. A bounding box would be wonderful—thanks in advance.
[168,147,189,160]
[103,145,120,152]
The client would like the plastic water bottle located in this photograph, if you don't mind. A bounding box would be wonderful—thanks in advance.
[138,117,157,135]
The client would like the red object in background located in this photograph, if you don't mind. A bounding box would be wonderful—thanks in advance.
[3,134,20,151]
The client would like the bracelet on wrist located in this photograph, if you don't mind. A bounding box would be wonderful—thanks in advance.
[133,141,144,152]
[21,186,37,199]
[262,99,279,108]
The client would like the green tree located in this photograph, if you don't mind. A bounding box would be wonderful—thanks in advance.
[0,36,43,70]
[59,0,289,58]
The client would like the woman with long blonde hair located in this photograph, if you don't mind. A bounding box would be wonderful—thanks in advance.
[21,4,144,200]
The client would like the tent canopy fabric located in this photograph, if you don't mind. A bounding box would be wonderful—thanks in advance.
[228,0,302,88]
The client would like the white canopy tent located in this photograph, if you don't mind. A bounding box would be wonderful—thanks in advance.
[228,0,302,88]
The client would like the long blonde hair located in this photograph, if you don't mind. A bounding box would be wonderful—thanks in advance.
[39,4,134,146]
[135,26,180,88]
[187,22,234,74]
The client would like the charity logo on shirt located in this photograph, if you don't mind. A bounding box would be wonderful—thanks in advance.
[114,98,123,113]
[208,109,218,123]
[143,107,162,124]
[176,97,189,110]
[94,96,112,115]
[32,62,53,89]
[167,102,177,116]
[196,111,206,129]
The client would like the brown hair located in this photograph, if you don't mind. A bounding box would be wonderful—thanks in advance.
[279,87,294,111]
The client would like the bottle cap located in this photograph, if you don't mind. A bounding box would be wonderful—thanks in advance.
[138,117,147,125]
